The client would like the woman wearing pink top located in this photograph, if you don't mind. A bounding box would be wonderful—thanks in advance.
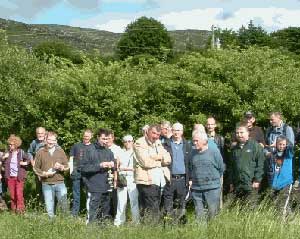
[3,135,30,213]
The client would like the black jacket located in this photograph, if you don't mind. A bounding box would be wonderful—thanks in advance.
[80,142,115,193]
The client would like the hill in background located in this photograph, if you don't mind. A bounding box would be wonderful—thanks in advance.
[0,18,211,56]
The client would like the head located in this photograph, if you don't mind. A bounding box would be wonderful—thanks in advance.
[97,128,109,147]
[235,123,249,143]
[46,131,58,149]
[147,124,161,143]
[122,135,134,150]
[244,111,256,128]
[192,130,208,151]
[206,117,217,133]
[276,136,288,152]
[160,121,172,138]
[106,129,115,148]
[269,112,282,127]
[172,122,184,141]
[193,124,206,133]
[82,129,93,145]
[36,127,46,141]
[7,134,22,152]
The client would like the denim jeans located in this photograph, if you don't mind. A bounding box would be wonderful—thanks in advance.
[42,182,68,218]
[192,187,221,221]
[71,178,81,216]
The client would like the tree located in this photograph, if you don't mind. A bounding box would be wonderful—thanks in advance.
[33,40,83,64]
[215,28,239,49]
[238,20,270,48]
[271,27,300,55]
[116,16,173,61]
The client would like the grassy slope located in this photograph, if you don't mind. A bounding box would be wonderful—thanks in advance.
[0,18,210,56]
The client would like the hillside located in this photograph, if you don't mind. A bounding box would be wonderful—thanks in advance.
[0,18,211,55]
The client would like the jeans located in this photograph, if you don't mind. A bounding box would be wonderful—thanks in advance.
[114,176,139,226]
[42,182,68,218]
[192,187,221,221]
[71,178,81,216]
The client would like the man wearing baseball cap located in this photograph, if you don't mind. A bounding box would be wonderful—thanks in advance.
[243,111,265,147]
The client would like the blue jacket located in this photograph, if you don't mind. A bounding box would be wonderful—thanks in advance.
[267,146,293,190]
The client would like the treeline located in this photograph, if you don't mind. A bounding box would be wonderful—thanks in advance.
[1,39,300,150]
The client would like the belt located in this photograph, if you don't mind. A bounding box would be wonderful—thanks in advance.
[172,174,185,180]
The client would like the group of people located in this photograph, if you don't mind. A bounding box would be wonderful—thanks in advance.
[0,110,297,225]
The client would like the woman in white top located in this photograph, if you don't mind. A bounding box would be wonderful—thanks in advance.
[114,135,139,226]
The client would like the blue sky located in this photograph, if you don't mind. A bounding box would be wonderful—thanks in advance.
[1,0,300,32]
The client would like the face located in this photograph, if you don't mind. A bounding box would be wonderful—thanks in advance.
[276,140,287,152]
[235,127,249,143]
[123,140,133,150]
[106,134,114,147]
[246,117,255,128]
[98,134,108,147]
[36,128,46,141]
[46,135,57,149]
[270,114,281,127]
[206,118,216,133]
[172,129,183,141]
[9,142,17,151]
[192,136,207,151]
[160,124,169,137]
[147,127,161,143]
[82,132,92,145]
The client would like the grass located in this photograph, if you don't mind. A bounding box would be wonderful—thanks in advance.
[1,204,300,239]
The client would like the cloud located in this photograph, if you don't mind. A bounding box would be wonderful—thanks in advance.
[0,0,101,20]
[95,18,132,32]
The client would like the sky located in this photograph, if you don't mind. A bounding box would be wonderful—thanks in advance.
[1,0,300,33]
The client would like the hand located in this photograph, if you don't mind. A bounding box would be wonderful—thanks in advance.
[3,153,9,159]
[100,161,114,168]
[151,154,163,161]
[252,182,260,189]
[188,180,192,187]
[54,162,64,171]
[44,171,55,178]
[20,161,28,166]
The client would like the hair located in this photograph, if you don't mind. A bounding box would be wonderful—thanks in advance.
[276,135,288,144]
[83,129,93,135]
[107,129,114,137]
[97,128,110,137]
[193,124,206,133]
[46,131,58,139]
[148,124,161,132]
[36,127,46,133]
[7,134,22,148]
[160,121,171,128]
[192,130,208,141]
[269,112,282,119]
[235,122,249,132]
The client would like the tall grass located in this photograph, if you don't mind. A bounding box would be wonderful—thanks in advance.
[1,204,300,239]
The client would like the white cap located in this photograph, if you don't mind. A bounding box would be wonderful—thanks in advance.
[122,135,134,142]
[172,122,183,131]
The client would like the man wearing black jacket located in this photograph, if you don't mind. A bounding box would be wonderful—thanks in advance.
[80,128,115,223]
[162,122,192,218]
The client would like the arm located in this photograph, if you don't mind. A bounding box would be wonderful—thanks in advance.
[133,143,161,169]
[286,126,295,147]
[253,145,265,188]
[33,152,48,178]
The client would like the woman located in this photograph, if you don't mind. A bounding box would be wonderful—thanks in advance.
[114,135,139,226]
[3,135,30,213]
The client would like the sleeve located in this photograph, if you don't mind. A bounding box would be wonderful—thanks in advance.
[69,144,76,157]
[254,145,265,182]
[79,153,101,174]
[256,127,266,146]
[188,153,193,181]
[214,150,224,176]
[133,143,161,169]
[159,146,171,166]
[60,150,69,171]
[286,126,295,146]
[33,151,44,177]
[227,152,234,185]
[27,141,35,160]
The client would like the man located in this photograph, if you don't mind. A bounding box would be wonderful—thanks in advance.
[33,131,69,218]
[134,124,171,222]
[69,129,95,217]
[28,127,47,164]
[106,130,123,216]
[162,122,192,219]
[265,112,294,149]
[80,128,115,223]
[206,117,225,157]
[160,121,172,144]
[189,130,224,220]
[228,123,265,205]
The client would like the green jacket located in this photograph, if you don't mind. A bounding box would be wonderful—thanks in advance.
[228,139,265,192]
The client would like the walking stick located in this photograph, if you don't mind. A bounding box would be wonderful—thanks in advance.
[283,184,293,220]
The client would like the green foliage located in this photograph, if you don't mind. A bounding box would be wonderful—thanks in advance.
[33,40,83,64]
[271,27,300,55]
[116,16,173,61]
